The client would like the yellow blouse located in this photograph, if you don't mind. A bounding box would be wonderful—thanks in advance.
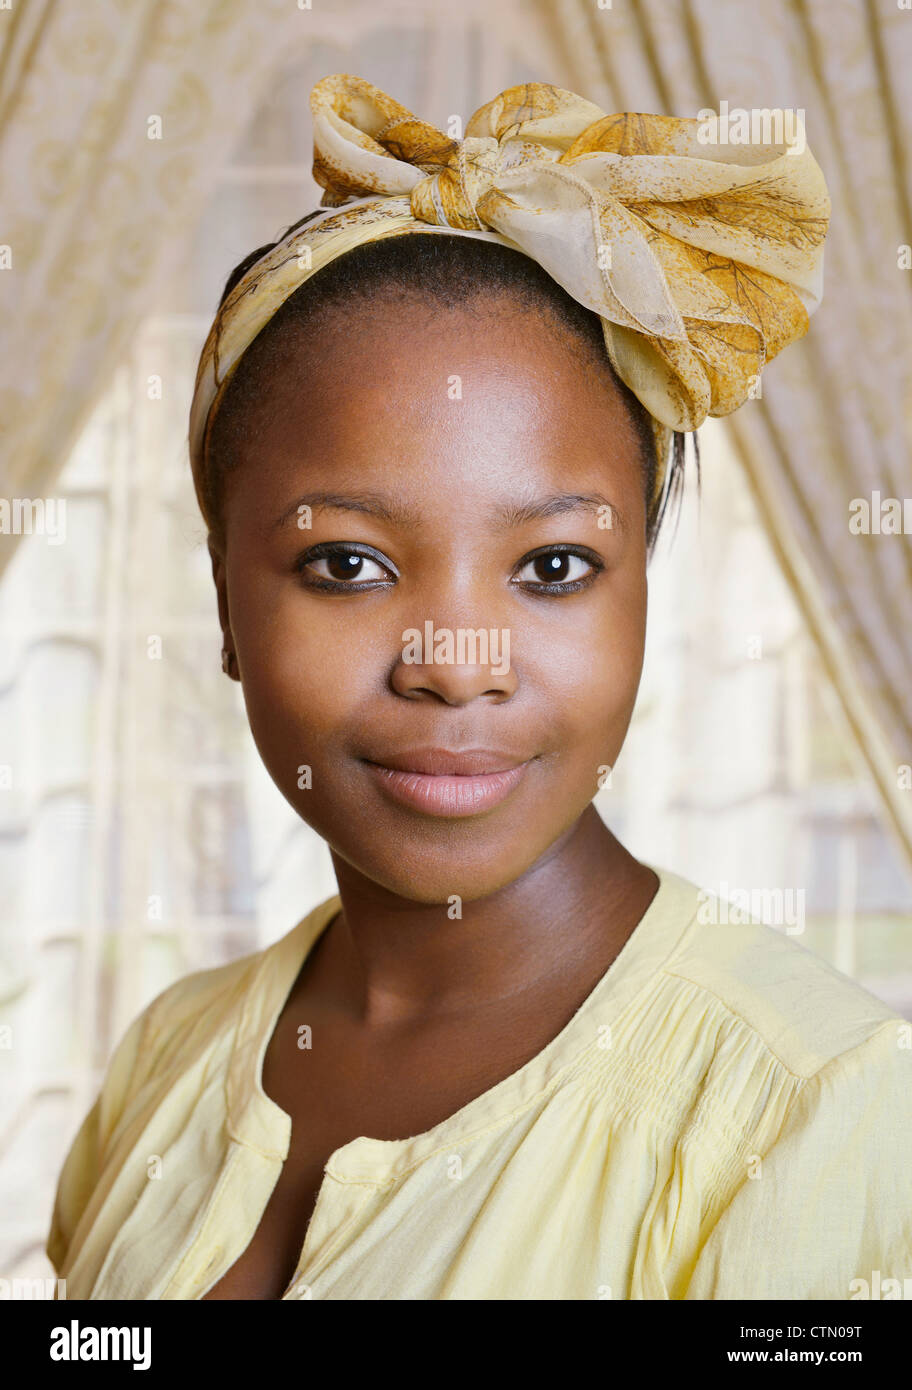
[46,866,912,1300]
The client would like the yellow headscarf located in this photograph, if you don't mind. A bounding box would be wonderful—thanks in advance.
[189,74,830,531]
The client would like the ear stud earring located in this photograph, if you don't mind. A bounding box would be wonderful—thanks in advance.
[221,648,234,675]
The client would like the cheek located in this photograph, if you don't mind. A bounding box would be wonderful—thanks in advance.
[226,562,376,771]
[533,567,647,754]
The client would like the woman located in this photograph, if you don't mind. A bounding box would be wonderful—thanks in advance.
[46,75,912,1300]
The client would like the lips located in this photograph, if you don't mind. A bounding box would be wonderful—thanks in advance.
[361,747,534,817]
[363,747,527,776]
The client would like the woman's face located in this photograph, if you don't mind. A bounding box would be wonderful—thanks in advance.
[213,294,649,904]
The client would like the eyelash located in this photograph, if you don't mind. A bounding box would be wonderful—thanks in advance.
[294,543,605,595]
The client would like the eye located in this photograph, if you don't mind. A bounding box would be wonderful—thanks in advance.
[512,547,602,591]
[295,544,395,589]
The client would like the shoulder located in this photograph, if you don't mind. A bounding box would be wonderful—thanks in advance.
[47,896,340,1273]
[641,875,912,1295]
[45,937,268,1277]
[656,870,905,1079]
[113,942,264,1092]
[103,894,339,1103]
[681,1017,912,1298]
[136,945,263,1050]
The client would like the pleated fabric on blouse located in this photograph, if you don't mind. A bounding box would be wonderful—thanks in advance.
[46,867,912,1300]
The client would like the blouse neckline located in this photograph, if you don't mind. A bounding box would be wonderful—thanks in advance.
[225,865,699,1183]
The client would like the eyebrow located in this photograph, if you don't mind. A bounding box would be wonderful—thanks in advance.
[274,490,627,533]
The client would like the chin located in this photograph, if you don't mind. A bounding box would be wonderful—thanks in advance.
[329,836,550,906]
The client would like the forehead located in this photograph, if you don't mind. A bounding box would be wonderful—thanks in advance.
[213,294,647,525]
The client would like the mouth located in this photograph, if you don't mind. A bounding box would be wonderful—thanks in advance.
[361,747,534,817]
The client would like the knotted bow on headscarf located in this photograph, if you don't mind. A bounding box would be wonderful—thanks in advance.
[190,73,830,531]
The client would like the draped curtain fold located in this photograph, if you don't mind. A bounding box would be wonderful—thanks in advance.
[0,0,310,543]
[533,0,912,874]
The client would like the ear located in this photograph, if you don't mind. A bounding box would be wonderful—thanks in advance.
[208,534,239,681]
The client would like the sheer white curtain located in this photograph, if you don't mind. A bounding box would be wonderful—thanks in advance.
[0,0,309,566]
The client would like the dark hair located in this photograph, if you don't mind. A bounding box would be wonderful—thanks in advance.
[203,210,697,553]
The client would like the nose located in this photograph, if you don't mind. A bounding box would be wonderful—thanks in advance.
[390,619,518,704]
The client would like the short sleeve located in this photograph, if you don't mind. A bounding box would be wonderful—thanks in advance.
[683,1020,912,1299]
[46,1007,149,1280]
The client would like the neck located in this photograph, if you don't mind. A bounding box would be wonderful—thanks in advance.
[315,806,658,1029]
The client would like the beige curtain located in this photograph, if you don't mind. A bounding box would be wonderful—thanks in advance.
[0,0,313,563]
[532,0,912,876]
